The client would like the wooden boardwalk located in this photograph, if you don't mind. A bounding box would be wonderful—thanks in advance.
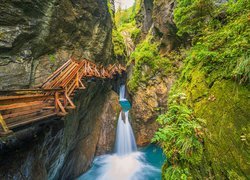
[0,58,126,136]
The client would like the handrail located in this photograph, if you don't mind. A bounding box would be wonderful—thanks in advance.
[0,57,126,135]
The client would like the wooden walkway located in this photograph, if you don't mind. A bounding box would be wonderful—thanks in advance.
[0,58,125,136]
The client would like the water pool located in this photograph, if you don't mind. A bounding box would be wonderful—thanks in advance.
[78,144,166,180]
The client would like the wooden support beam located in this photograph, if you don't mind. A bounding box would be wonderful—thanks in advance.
[0,113,12,135]
[76,71,79,88]
[41,59,72,87]
[56,98,67,115]
[78,79,85,89]
[63,88,68,108]
[54,91,59,113]
[65,93,76,109]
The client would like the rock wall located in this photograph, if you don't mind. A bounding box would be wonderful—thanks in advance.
[130,76,174,146]
[0,0,113,89]
[135,0,181,51]
[183,69,250,178]
[0,83,120,179]
[129,0,180,145]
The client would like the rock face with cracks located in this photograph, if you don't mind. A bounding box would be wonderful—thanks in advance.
[131,76,175,146]
[0,0,113,89]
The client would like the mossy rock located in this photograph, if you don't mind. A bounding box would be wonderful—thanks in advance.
[185,69,250,178]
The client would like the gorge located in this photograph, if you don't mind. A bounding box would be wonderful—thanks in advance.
[0,0,249,179]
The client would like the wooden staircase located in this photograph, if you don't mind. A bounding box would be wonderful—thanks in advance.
[0,58,126,136]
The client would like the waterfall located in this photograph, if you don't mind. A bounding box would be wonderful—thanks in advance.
[116,85,136,155]
[79,85,162,180]
[119,84,126,100]
[115,111,137,155]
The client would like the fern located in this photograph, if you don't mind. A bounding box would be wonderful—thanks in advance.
[153,93,205,179]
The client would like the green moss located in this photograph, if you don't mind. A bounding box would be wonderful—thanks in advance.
[112,29,126,60]
[48,54,56,63]
[153,1,250,178]
[128,36,171,92]
[191,79,250,179]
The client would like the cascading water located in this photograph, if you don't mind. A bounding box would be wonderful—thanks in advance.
[115,111,137,155]
[115,85,136,155]
[79,85,165,180]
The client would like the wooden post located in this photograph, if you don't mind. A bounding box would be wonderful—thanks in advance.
[55,91,59,113]
[65,94,76,109]
[0,113,12,135]
[76,71,79,88]
[63,88,68,108]
[78,80,85,89]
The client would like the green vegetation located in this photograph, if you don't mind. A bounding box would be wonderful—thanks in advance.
[175,0,250,84]
[112,1,141,61]
[128,36,170,91]
[48,54,56,63]
[152,92,205,179]
[151,0,250,179]
[112,29,127,60]
[115,0,249,178]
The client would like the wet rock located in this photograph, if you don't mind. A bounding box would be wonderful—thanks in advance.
[136,0,154,35]
[96,91,121,155]
[58,88,120,179]
[152,0,181,52]
[130,76,174,146]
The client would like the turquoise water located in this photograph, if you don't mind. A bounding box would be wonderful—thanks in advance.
[78,144,166,180]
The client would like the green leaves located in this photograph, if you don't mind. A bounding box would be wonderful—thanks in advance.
[177,0,250,84]
[174,0,215,36]
[112,29,126,59]
[153,93,205,179]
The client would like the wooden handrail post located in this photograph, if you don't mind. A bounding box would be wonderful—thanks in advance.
[63,88,68,108]
[76,71,79,88]
[0,113,12,135]
[55,91,59,113]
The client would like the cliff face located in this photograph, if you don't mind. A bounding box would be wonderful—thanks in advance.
[0,0,120,179]
[129,0,180,145]
[129,0,250,178]
[0,0,113,89]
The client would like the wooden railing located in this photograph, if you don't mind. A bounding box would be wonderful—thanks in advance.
[0,58,125,136]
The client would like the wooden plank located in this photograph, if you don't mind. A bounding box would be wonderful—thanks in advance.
[0,95,54,105]
[0,101,44,111]
[1,102,49,116]
[42,59,72,87]
[68,83,77,96]
[0,93,56,101]
[52,63,78,87]
[0,88,63,93]
[76,71,79,88]
[78,80,85,89]
[43,62,78,89]
[66,80,76,96]
[3,107,45,119]
[55,91,59,113]
[60,65,80,87]
[7,111,57,129]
